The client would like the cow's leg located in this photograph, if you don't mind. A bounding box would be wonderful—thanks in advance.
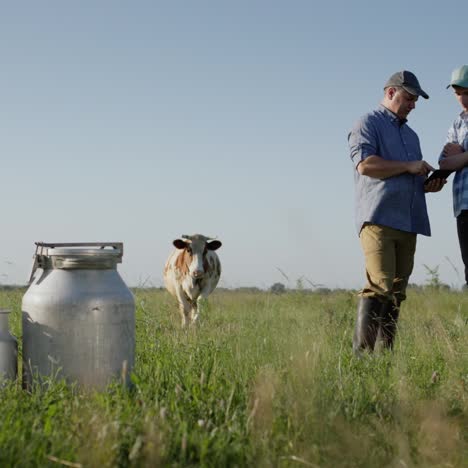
[179,304,190,327]
[176,293,192,327]
[189,301,199,325]
[193,290,211,324]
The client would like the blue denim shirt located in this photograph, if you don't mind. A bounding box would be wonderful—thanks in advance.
[348,105,431,236]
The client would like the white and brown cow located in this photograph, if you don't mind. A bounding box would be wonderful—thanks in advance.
[163,234,222,326]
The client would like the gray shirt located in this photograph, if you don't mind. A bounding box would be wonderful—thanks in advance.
[348,105,431,236]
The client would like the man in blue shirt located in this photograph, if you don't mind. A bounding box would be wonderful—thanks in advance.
[348,71,445,354]
[439,65,468,289]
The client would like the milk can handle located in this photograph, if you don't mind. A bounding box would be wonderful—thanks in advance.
[29,242,124,283]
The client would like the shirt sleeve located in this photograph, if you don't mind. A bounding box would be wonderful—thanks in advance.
[438,120,458,163]
[446,120,458,144]
[348,116,378,169]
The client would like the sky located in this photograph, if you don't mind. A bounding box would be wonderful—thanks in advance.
[1,1,467,290]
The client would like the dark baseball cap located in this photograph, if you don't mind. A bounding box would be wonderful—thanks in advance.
[384,70,429,99]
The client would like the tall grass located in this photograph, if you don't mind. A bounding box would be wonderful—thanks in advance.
[0,287,466,467]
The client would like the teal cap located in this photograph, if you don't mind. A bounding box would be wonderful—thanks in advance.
[447,65,468,89]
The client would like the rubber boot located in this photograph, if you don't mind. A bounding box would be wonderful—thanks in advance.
[353,297,382,354]
[380,301,400,350]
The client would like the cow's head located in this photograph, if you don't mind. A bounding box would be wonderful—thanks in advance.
[173,234,222,279]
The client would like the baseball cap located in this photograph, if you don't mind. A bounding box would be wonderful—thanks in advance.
[384,70,429,99]
[447,65,468,89]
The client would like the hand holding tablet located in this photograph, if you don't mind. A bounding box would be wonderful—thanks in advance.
[423,169,453,186]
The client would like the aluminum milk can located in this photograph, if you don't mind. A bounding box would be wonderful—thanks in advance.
[0,309,18,382]
[22,242,135,389]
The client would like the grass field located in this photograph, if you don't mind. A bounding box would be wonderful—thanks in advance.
[0,287,466,467]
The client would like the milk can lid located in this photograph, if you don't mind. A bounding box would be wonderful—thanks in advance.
[48,247,121,258]
[36,242,123,256]
[30,243,124,279]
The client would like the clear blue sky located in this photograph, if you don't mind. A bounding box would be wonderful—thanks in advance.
[1,1,467,289]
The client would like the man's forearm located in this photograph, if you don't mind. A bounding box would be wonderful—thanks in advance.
[439,152,468,171]
[357,155,412,179]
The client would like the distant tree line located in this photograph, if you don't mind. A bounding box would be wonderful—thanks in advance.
[1,281,454,294]
[0,285,26,291]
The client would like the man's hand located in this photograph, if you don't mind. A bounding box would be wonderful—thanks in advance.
[407,160,434,177]
[443,143,464,157]
[424,178,446,193]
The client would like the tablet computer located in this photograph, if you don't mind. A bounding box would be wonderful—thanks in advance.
[424,169,453,185]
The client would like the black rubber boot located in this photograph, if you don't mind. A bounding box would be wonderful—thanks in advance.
[380,301,400,350]
[353,297,382,354]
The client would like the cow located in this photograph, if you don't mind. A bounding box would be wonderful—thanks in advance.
[163,234,222,326]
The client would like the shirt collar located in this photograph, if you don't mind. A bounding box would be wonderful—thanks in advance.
[379,104,408,126]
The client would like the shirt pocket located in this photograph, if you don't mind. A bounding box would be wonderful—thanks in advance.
[378,130,404,161]
[404,138,421,161]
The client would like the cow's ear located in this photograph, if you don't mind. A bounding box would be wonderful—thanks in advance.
[173,239,187,249]
[207,240,222,251]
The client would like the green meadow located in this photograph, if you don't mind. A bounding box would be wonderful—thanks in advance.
[0,287,466,467]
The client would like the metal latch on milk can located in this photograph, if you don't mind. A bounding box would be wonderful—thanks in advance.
[28,242,124,283]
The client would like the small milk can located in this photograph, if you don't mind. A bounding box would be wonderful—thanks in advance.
[22,242,135,389]
[0,309,18,382]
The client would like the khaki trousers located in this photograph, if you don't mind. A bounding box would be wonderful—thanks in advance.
[359,224,417,305]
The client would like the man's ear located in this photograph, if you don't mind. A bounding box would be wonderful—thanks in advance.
[387,87,397,100]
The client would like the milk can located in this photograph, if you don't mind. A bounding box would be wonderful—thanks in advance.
[0,309,18,382]
[22,242,135,389]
